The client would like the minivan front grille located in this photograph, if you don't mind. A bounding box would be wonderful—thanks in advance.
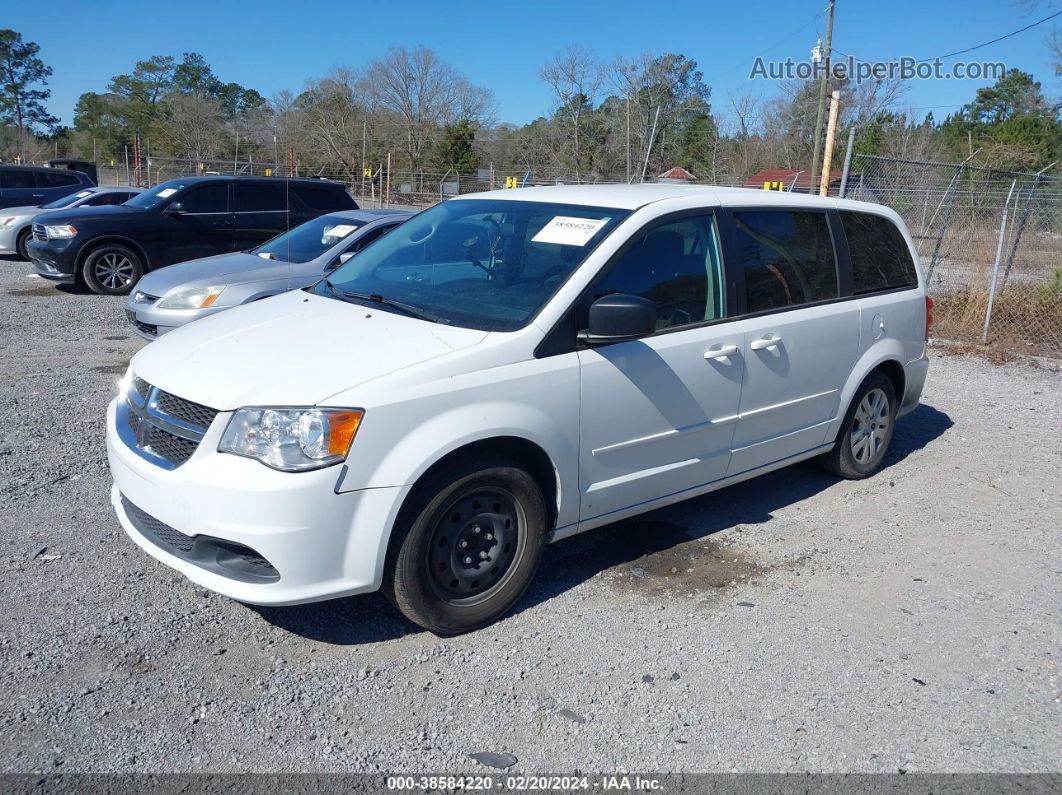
[32,223,47,242]
[120,377,219,469]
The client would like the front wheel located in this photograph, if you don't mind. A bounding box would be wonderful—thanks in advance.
[15,228,32,261]
[82,244,144,295]
[820,372,897,479]
[387,456,547,634]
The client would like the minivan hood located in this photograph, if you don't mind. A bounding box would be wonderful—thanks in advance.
[131,290,488,409]
[136,252,297,295]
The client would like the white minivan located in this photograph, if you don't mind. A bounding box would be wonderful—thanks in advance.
[106,185,931,633]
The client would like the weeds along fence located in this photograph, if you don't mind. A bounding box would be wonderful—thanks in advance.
[95,151,1062,358]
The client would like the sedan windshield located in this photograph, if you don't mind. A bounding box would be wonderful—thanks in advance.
[123,181,188,209]
[42,190,94,209]
[317,199,627,331]
[253,215,362,263]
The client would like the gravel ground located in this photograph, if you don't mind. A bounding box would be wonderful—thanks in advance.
[0,259,1059,775]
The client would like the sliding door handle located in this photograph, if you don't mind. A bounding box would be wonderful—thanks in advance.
[750,334,782,351]
[704,344,739,360]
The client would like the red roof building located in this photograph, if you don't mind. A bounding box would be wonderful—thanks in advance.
[656,166,697,183]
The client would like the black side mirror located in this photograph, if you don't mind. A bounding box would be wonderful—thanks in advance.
[164,201,185,215]
[578,294,656,344]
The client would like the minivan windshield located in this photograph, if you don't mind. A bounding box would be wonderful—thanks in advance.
[42,190,94,209]
[123,181,188,209]
[253,214,362,263]
[317,199,627,331]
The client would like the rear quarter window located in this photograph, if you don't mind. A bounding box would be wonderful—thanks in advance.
[291,184,354,212]
[840,211,918,293]
[39,171,82,187]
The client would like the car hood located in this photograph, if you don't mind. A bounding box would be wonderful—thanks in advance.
[1,205,48,219]
[136,252,307,296]
[131,289,488,409]
[44,205,144,225]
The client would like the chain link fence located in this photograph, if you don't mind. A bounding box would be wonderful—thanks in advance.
[842,154,1062,357]
[94,151,1062,358]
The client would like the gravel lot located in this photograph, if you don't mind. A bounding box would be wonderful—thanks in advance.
[0,258,1059,775]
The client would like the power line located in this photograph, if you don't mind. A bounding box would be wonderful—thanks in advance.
[922,9,1062,62]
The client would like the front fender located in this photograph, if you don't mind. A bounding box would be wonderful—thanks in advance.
[336,398,578,528]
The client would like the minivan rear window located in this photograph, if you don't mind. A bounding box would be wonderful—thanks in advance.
[840,211,918,294]
[732,210,838,313]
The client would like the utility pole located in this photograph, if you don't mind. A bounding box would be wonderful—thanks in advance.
[808,0,835,194]
[819,90,841,196]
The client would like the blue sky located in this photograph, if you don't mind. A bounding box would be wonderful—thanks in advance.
[7,0,1061,129]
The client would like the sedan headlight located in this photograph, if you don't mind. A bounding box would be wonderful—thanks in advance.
[219,407,363,472]
[0,217,15,228]
[44,224,77,239]
[157,285,225,310]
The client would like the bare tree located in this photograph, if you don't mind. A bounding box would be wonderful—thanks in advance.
[540,46,602,179]
[160,92,225,162]
[361,46,493,181]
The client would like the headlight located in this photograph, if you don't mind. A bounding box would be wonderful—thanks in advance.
[0,217,15,228]
[118,364,133,399]
[158,285,225,310]
[219,407,363,472]
[44,224,77,239]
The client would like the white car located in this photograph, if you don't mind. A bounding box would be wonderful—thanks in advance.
[106,184,931,634]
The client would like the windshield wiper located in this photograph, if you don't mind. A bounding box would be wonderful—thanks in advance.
[323,279,441,324]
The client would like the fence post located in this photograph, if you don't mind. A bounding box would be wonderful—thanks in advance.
[1001,161,1056,289]
[838,127,855,199]
[982,179,1018,345]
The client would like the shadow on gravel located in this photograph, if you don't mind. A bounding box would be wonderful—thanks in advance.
[249,592,416,644]
[514,402,954,615]
[253,404,953,642]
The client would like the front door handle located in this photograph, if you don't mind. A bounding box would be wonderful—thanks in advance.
[750,334,782,351]
[32,194,45,199]
[704,344,739,360]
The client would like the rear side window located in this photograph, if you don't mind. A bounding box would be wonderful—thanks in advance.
[840,211,918,294]
[732,210,838,313]
[39,171,81,187]
[235,183,288,212]
[180,184,229,213]
[593,214,724,331]
[291,184,352,212]
[0,169,37,189]
[85,193,122,206]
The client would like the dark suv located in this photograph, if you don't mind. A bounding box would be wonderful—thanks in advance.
[0,165,96,209]
[27,176,358,294]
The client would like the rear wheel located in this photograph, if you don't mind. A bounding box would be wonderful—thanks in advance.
[15,228,31,261]
[820,372,897,479]
[82,244,144,295]
[387,456,547,634]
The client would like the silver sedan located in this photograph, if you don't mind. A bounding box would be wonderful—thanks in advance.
[126,208,413,339]
[0,186,142,260]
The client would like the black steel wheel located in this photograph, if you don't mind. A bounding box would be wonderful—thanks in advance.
[386,455,547,634]
[426,487,524,605]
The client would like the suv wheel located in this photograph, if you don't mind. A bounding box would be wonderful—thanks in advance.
[83,245,144,295]
[820,372,897,479]
[15,228,31,261]
[387,456,547,634]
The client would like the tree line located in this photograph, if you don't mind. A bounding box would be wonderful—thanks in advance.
[2,28,1060,183]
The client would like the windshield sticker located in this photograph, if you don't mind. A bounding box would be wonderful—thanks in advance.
[156,188,179,198]
[531,216,608,246]
[323,224,358,240]
[74,191,92,198]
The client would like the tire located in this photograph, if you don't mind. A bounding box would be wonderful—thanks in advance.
[386,455,547,635]
[82,244,144,295]
[15,228,31,261]
[819,372,898,479]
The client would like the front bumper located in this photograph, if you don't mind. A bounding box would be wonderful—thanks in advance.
[125,300,228,340]
[105,397,409,605]
[28,238,78,282]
